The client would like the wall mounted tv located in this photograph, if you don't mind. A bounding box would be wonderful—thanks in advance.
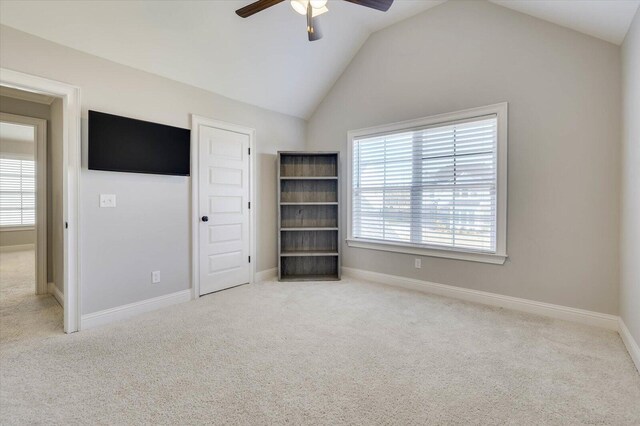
[89,110,190,176]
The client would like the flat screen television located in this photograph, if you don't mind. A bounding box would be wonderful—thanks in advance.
[88,110,190,176]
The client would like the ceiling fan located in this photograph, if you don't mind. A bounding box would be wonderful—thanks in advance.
[235,0,394,42]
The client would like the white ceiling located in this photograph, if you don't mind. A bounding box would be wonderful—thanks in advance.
[0,0,444,119]
[490,0,640,45]
[1,0,637,119]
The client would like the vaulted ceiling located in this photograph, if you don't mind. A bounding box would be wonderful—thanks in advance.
[1,0,638,119]
[491,0,639,45]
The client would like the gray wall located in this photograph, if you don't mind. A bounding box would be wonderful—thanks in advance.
[50,98,64,294]
[0,25,307,314]
[0,229,35,247]
[621,9,640,343]
[306,0,621,314]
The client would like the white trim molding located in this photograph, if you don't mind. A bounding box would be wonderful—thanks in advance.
[1,68,82,334]
[0,226,36,232]
[346,103,508,265]
[255,267,277,282]
[346,239,507,264]
[342,267,619,330]
[81,289,191,330]
[619,319,640,373]
[48,282,64,308]
[0,243,35,253]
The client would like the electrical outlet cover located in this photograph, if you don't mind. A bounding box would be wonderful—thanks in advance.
[100,194,116,208]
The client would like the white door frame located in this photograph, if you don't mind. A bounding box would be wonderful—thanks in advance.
[0,68,82,333]
[190,115,256,298]
[0,112,47,295]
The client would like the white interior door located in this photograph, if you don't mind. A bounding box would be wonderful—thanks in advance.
[198,123,251,295]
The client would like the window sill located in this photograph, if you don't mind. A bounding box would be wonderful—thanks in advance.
[0,226,35,232]
[346,239,507,265]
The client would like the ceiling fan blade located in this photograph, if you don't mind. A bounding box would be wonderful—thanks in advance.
[235,0,285,18]
[307,2,323,41]
[342,0,394,12]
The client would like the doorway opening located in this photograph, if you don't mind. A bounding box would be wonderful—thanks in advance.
[0,69,81,334]
[0,90,62,341]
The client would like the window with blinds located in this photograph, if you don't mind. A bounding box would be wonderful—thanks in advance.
[352,116,498,254]
[0,158,36,227]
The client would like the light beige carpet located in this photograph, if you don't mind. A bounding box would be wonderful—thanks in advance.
[0,249,63,345]
[1,273,639,425]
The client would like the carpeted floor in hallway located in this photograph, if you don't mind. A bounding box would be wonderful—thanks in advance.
[1,273,639,424]
[0,249,63,346]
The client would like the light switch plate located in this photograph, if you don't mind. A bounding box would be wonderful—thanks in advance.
[100,194,116,208]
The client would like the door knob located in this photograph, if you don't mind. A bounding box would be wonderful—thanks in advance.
[202,216,209,222]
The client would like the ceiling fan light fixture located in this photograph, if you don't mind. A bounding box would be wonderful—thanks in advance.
[312,5,328,16]
[310,0,328,8]
[291,0,328,16]
[290,0,307,15]
[236,0,394,41]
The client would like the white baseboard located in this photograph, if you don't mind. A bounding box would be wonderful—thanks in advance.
[619,319,640,373]
[255,267,277,282]
[342,267,619,330]
[0,243,35,253]
[81,289,191,330]
[48,282,63,308]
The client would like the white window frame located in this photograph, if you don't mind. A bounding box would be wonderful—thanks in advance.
[0,157,37,229]
[346,103,508,265]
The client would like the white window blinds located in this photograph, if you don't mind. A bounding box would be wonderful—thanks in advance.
[0,158,36,227]
[352,116,498,253]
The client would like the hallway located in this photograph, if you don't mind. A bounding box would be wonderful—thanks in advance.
[0,249,62,346]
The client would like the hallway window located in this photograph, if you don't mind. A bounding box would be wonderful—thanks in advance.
[0,158,35,227]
